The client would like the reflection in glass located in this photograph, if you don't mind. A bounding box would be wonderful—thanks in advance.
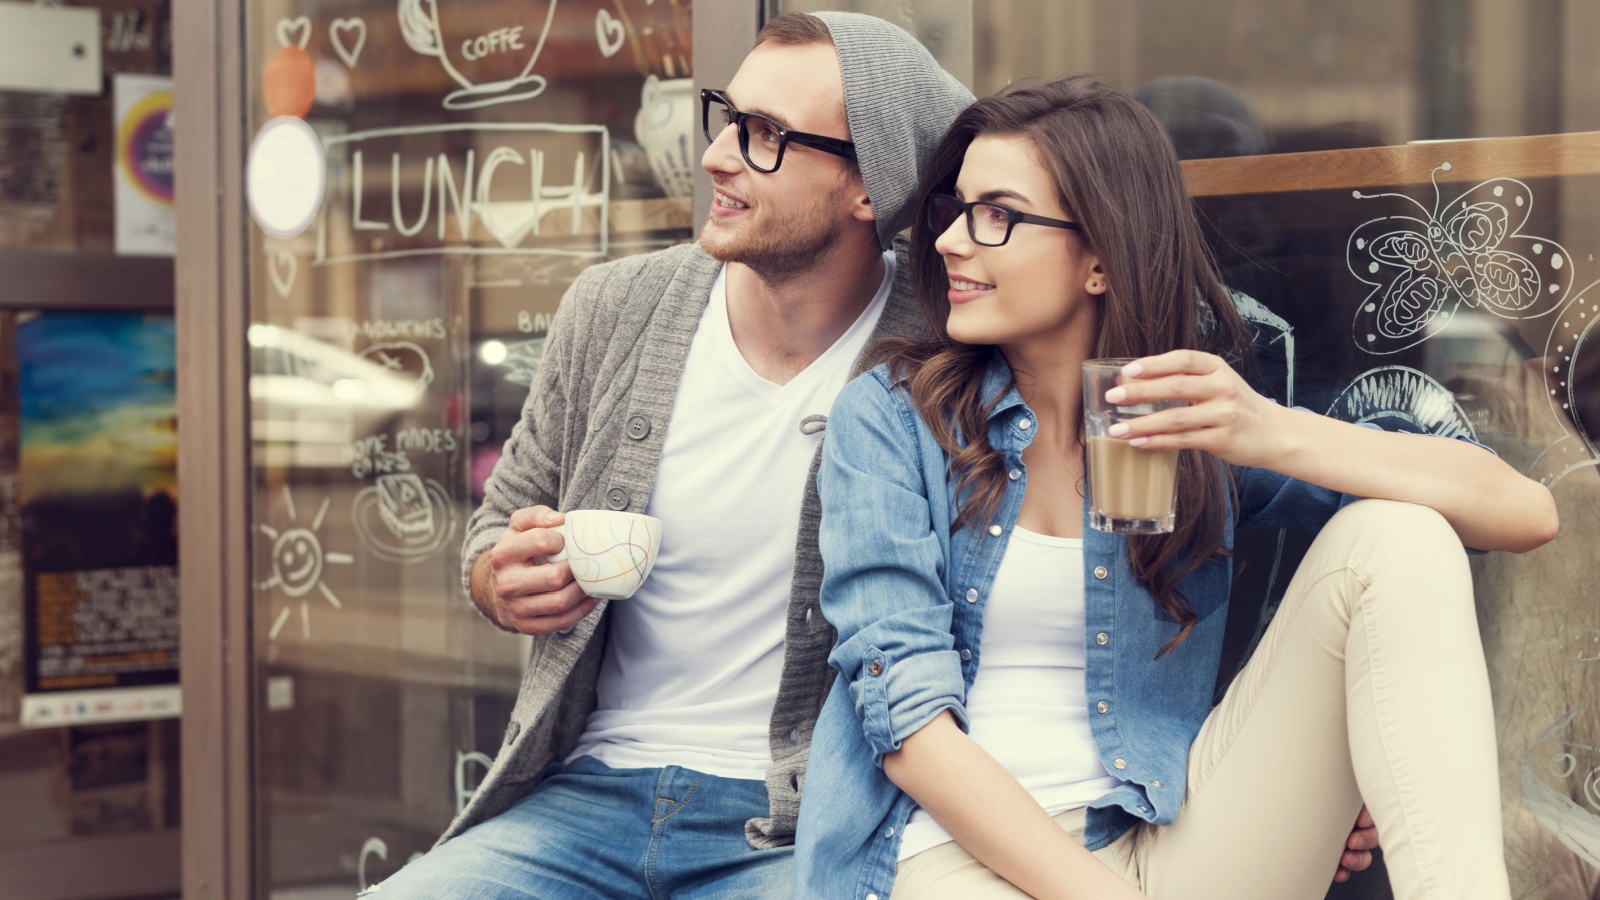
[246,0,695,890]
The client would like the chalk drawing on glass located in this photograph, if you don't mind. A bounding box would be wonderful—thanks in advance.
[397,0,558,110]
[351,472,456,563]
[275,16,311,50]
[256,485,353,641]
[316,123,612,266]
[595,8,626,57]
[500,336,547,387]
[1531,286,1600,487]
[267,246,297,298]
[357,341,434,394]
[1521,708,1600,871]
[1347,165,1572,355]
[1325,365,1478,440]
[1527,608,1600,663]
[1231,289,1295,407]
[358,837,423,890]
[330,17,367,68]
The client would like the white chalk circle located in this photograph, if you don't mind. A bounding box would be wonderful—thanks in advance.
[246,116,326,238]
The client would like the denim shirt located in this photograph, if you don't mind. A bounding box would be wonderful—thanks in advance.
[794,359,1377,900]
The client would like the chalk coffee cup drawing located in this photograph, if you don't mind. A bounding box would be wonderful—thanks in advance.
[398,0,558,110]
[546,510,663,600]
[1083,358,1181,534]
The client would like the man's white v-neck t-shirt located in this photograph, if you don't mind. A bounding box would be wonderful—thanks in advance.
[569,252,893,780]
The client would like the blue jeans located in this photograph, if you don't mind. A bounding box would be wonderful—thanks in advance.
[359,756,793,899]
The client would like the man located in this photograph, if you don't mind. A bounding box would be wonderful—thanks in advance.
[364,13,973,898]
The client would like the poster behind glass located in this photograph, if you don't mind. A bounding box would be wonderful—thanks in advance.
[243,0,695,890]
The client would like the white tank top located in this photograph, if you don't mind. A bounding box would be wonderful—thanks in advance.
[898,526,1125,860]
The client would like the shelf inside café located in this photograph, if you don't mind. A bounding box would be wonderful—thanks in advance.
[0,249,175,312]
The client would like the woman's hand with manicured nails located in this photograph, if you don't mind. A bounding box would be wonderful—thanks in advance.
[1103,349,1286,469]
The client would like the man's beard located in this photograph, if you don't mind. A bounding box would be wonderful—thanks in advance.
[701,186,848,286]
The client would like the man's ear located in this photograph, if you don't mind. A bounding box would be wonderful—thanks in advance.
[850,189,876,225]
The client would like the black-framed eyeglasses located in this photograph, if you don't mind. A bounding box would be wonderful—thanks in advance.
[701,88,856,174]
[925,192,1084,247]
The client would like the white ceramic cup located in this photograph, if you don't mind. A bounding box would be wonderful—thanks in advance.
[546,510,663,600]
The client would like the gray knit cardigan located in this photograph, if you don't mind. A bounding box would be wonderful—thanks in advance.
[449,237,929,848]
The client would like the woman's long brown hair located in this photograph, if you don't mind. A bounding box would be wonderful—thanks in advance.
[875,76,1255,654]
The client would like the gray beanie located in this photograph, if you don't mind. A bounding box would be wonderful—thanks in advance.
[811,12,974,250]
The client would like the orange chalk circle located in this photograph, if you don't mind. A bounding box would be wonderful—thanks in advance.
[264,46,315,118]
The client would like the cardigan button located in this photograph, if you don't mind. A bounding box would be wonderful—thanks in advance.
[625,414,651,440]
[504,720,521,744]
[606,487,629,510]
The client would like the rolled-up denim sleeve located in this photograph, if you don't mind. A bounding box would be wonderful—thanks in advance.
[818,373,967,765]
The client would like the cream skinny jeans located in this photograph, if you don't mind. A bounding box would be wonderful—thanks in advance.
[894,499,1511,900]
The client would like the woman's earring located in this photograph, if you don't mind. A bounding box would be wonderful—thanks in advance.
[1090,280,1103,291]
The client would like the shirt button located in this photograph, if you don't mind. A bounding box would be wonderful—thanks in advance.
[1096,632,1110,646]
[1137,805,1149,814]
[1096,700,1109,714]
[1017,417,1032,430]
[1114,758,1127,770]
[1008,468,1022,481]
[884,826,895,838]
[1151,780,1164,788]
[964,588,978,603]
[1093,565,1108,580]
[625,414,651,440]
[867,895,880,900]
[988,524,1002,537]
[606,487,629,510]
[960,648,972,661]
[867,661,883,676]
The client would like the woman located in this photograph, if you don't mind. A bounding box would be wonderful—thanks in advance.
[794,76,1557,900]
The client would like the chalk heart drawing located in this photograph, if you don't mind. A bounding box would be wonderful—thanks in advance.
[352,473,457,564]
[267,247,297,298]
[1522,707,1600,872]
[595,8,626,57]
[397,0,558,110]
[1324,365,1477,440]
[547,510,662,600]
[330,17,368,68]
[275,16,312,50]
[1347,165,1572,356]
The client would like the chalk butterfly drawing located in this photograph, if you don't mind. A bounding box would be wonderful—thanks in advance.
[1347,164,1573,355]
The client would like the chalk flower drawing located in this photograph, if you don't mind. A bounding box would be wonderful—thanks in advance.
[1533,287,1600,486]
[1522,708,1600,872]
[1348,164,1572,355]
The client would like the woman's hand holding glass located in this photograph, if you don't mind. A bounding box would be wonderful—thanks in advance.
[1102,349,1285,470]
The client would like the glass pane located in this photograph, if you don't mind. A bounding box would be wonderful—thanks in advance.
[242,0,694,892]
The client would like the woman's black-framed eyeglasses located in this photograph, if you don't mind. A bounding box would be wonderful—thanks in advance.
[925,192,1084,247]
[701,88,856,174]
